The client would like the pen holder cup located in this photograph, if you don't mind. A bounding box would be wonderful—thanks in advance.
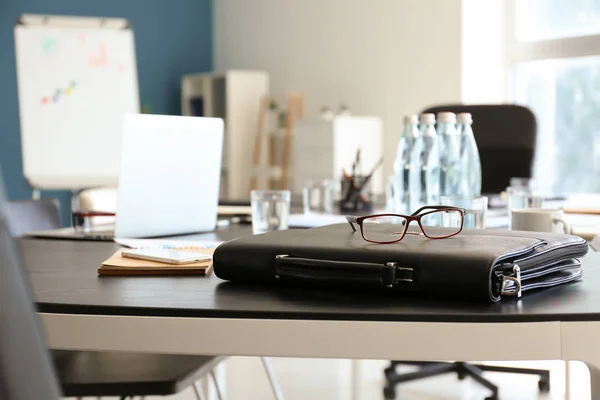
[339,176,373,214]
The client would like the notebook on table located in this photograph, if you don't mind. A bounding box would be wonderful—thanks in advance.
[99,248,214,276]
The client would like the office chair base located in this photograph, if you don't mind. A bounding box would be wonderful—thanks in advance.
[383,361,550,400]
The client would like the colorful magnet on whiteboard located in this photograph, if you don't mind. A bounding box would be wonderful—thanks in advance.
[65,88,72,95]
[41,97,49,104]
[41,38,56,51]
[53,95,59,103]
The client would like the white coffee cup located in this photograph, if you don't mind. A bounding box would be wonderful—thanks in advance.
[511,208,571,234]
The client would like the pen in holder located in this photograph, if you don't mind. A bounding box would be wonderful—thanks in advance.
[339,175,373,213]
[339,155,382,214]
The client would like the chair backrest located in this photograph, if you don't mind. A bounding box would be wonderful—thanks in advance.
[0,181,61,399]
[421,104,537,194]
[4,199,61,237]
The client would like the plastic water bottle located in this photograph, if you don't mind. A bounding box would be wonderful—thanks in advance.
[457,112,482,196]
[437,112,461,196]
[393,115,419,213]
[409,113,440,211]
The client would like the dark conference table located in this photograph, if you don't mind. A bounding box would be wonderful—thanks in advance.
[21,224,600,399]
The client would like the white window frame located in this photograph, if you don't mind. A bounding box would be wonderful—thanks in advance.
[504,0,600,192]
[505,0,600,63]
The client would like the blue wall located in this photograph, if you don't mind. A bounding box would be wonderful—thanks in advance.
[0,0,212,224]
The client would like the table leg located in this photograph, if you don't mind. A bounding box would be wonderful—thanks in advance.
[586,361,600,400]
[565,361,571,400]
[562,322,600,399]
[351,360,361,400]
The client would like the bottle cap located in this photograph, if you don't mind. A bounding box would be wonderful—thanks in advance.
[419,113,435,125]
[457,112,473,124]
[404,114,419,125]
[437,112,456,124]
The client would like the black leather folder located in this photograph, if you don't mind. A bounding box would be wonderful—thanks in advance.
[213,224,588,302]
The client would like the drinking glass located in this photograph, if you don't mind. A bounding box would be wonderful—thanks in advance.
[303,180,335,214]
[440,196,488,229]
[507,188,543,210]
[251,190,291,235]
[506,186,543,229]
[509,177,537,190]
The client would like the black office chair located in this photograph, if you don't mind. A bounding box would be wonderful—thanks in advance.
[1,193,61,400]
[4,198,62,236]
[383,104,547,400]
[423,104,537,194]
[1,197,226,399]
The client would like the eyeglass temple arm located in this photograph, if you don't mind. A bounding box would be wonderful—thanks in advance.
[410,205,464,216]
[345,215,358,232]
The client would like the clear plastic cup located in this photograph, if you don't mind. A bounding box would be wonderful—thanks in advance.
[302,180,335,214]
[440,195,488,229]
[251,190,291,235]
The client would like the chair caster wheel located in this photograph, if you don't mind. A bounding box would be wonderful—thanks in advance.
[457,370,467,380]
[383,386,396,399]
[538,377,551,392]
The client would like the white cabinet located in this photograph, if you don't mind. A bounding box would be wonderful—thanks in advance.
[182,70,269,200]
[292,116,383,196]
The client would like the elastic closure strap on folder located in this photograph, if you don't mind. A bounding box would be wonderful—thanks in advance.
[274,255,414,288]
[500,265,522,298]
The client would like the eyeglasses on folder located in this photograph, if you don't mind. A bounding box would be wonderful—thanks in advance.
[346,206,466,244]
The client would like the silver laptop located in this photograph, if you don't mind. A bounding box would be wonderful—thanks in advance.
[28,114,224,240]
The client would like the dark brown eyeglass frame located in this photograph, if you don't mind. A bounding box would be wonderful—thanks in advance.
[346,205,466,244]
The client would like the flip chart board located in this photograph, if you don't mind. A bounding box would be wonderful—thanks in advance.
[14,14,140,189]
